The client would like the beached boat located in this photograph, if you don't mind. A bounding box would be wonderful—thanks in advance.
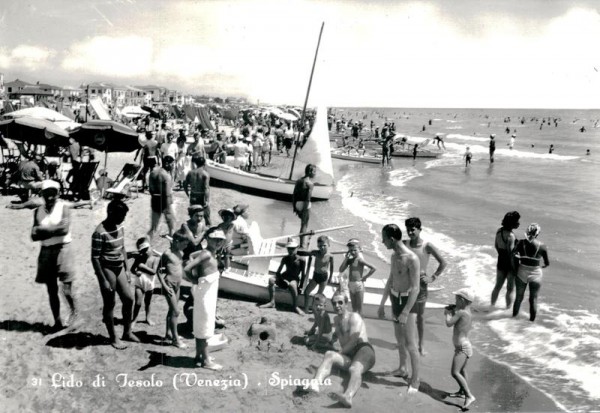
[218,267,445,320]
[390,149,441,158]
[206,106,334,201]
[330,150,383,164]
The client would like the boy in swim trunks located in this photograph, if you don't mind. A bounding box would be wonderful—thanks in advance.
[260,240,306,315]
[307,292,376,408]
[404,217,447,356]
[91,199,139,349]
[184,227,227,371]
[378,224,421,393]
[131,237,160,327]
[303,235,335,313]
[444,288,476,410]
[304,293,334,350]
[339,239,376,316]
[156,230,189,348]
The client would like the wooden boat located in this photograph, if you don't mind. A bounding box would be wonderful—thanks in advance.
[390,149,440,159]
[206,106,335,201]
[218,267,446,320]
[330,150,382,164]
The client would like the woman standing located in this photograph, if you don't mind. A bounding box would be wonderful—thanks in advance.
[491,211,520,308]
[513,224,549,321]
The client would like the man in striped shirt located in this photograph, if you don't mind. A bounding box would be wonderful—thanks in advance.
[92,199,139,349]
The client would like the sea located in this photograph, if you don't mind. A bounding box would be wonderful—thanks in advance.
[311,107,600,412]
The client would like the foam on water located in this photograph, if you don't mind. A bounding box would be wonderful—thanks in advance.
[446,133,489,142]
[388,168,423,187]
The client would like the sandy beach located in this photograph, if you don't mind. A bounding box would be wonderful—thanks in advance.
[0,150,564,413]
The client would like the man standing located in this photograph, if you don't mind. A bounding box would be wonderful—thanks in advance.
[186,131,206,159]
[135,131,161,192]
[489,134,496,163]
[31,180,77,331]
[404,217,447,356]
[378,223,421,394]
[307,292,376,408]
[183,156,211,226]
[148,155,176,239]
[293,164,316,249]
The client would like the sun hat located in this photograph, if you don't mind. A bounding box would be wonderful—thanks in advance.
[233,204,249,216]
[41,180,60,191]
[346,238,360,246]
[453,288,474,303]
[218,208,235,218]
[136,237,151,251]
[285,240,299,249]
[207,229,227,240]
[490,134,496,138]
[188,204,204,214]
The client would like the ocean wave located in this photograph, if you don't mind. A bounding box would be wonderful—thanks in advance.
[446,133,489,142]
[388,168,423,187]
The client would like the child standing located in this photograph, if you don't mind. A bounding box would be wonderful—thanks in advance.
[156,230,189,348]
[304,293,333,350]
[131,237,160,326]
[444,288,476,410]
[303,235,335,313]
[339,239,376,315]
[464,147,472,167]
[184,227,226,371]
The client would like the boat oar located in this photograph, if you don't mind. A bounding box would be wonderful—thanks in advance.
[270,224,353,242]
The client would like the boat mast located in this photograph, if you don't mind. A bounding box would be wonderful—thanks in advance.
[288,22,324,180]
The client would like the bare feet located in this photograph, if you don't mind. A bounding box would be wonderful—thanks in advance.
[406,384,419,395]
[389,368,409,379]
[331,392,352,408]
[146,318,155,326]
[419,346,427,357]
[259,302,275,309]
[294,307,305,315]
[49,321,65,333]
[463,396,476,410]
[65,311,79,328]
[304,382,320,393]
[447,391,465,398]
[111,338,128,350]
[122,332,140,343]
[172,339,187,349]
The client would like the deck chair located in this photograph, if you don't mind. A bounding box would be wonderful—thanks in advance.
[65,161,99,201]
[104,163,143,199]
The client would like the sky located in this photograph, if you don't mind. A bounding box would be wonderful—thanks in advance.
[1,0,600,109]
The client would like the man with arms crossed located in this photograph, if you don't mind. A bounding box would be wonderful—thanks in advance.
[308,292,376,408]
[378,223,421,394]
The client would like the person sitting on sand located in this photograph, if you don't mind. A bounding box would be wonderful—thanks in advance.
[31,180,78,332]
[156,230,190,348]
[260,240,306,315]
[180,205,207,261]
[304,293,333,350]
[131,237,160,327]
[512,223,549,322]
[303,235,335,313]
[184,227,227,371]
[444,288,476,410]
[404,217,447,356]
[91,199,138,349]
[339,239,376,316]
[307,292,376,408]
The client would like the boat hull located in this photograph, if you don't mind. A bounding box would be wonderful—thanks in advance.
[331,152,382,164]
[219,269,445,320]
[206,160,333,201]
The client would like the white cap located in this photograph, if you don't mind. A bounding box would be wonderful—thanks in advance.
[285,240,299,249]
[453,288,474,303]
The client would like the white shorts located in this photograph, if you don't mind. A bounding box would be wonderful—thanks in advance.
[134,273,156,293]
[192,272,220,339]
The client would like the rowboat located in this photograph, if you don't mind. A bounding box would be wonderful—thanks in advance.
[330,150,382,164]
[206,106,335,201]
[218,267,446,320]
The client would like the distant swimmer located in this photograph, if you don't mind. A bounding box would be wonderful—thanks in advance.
[586,149,591,155]
[489,135,496,163]
[580,126,586,133]
[412,143,419,160]
[509,134,516,150]
[548,144,554,154]
[463,147,472,167]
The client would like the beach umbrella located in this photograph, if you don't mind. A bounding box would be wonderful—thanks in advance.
[69,120,140,153]
[287,108,301,118]
[278,112,298,122]
[0,117,70,146]
[141,105,161,119]
[121,106,149,118]
[3,106,74,123]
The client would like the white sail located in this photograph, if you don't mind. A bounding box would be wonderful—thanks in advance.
[293,106,334,185]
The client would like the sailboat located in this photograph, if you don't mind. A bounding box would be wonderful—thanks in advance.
[205,106,334,201]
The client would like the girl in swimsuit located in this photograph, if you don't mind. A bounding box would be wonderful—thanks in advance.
[512,224,549,322]
[491,211,520,308]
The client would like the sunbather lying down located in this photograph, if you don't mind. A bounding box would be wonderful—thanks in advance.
[6,197,93,210]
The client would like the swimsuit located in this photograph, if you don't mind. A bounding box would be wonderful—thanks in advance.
[348,280,364,294]
[516,241,543,283]
[454,341,473,358]
[390,289,418,317]
[313,272,328,284]
[347,341,376,361]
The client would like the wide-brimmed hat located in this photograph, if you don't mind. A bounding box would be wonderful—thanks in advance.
[233,204,249,216]
[207,229,227,240]
[218,208,235,218]
[188,204,204,214]
[285,240,299,249]
[453,288,474,303]
[346,238,360,246]
[41,180,60,191]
